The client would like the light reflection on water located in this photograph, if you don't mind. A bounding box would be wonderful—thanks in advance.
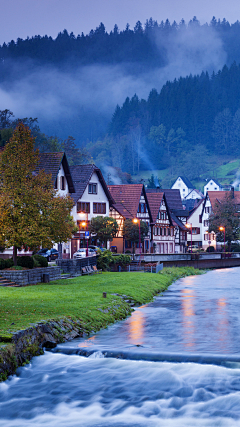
[71,267,240,355]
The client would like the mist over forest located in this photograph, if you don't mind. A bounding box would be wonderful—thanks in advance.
[0,16,238,141]
[1,16,240,184]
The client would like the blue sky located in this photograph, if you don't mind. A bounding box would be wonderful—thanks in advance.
[1,0,240,44]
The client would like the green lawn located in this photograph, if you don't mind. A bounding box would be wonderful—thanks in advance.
[0,268,202,338]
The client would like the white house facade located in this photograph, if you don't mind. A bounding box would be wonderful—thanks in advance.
[171,176,194,200]
[204,179,223,196]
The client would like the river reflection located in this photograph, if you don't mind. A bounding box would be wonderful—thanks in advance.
[181,287,196,349]
[61,267,240,355]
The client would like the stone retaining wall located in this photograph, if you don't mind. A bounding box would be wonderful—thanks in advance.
[0,266,61,286]
[56,256,97,275]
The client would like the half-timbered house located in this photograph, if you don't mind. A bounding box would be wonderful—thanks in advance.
[146,192,175,254]
[108,184,152,253]
[70,164,114,257]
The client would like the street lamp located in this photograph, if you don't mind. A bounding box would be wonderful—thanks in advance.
[219,226,225,253]
[186,223,192,253]
[133,218,141,256]
[79,212,89,257]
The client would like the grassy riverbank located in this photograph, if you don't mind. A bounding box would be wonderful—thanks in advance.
[0,267,204,340]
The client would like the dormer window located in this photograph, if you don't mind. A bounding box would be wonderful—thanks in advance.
[89,183,97,194]
[61,176,65,190]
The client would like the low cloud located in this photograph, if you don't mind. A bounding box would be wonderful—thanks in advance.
[0,25,227,143]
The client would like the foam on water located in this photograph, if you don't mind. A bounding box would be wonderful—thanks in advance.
[1,352,240,426]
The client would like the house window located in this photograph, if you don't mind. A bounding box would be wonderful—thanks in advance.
[205,206,212,213]
[169,243,173,253]
[204,234,210,240]
[164,228,166,236]
[160,227,162,236]
[160,211,166,220]
[77,202,90,213]
[168,228,171,236]
[204,220,209,227]
[93,203,106,214]
[55,178,58,190]
[88,183,97,194]
[61,176,65,190]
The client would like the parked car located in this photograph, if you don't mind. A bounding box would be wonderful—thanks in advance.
[73,248,96,259]
[37,248,59,261]
[187,245,201,253]
[89,245,107,252]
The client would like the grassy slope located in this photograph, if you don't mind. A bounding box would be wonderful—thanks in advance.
[0,268,203,338]
[134,156,240,190]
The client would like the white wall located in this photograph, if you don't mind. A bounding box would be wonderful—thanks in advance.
[172,177,192,199]
[71,171,110,223]
[56,164,69,197]
[204,180,221,196]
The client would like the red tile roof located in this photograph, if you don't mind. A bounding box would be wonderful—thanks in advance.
[146,192,164,223]
[208,190,240,209]
[108,184,144,219]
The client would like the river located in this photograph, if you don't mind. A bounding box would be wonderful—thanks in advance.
[1,267,240,426]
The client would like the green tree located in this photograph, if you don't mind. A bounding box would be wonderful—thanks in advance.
[89,216,118,247]
[122,219,149,253]
[208,193,240,251]
[0,123,76,265]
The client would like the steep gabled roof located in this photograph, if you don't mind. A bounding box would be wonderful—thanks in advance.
[179,176,194,188]
[185,189,204,199]
[201,190,240,216]
[187,198,204,219]
[36,152,75,193]
[108,184,152,222]
[146,192,164,223]
[205,178,223,188]
[70,164,114,204]
[161,189,183,211]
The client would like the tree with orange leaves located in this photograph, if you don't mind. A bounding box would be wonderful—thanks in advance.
[0,123,76,265]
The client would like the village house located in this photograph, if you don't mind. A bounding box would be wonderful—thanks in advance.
[146,192,175,254]
[70,164,114,257]
[204,179,223,196]
[200,188,240,250]
[171,176,194,200]
[108,184,152,254]
[186,199,204,250]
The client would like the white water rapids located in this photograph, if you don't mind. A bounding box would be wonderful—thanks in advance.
[1,267,240,426]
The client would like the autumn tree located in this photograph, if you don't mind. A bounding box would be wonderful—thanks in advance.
[208,193,240,251]
[0,123,76,264]
[89,216,118,247]
[122,219,149,253]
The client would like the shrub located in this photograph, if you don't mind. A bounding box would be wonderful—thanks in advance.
[125,250,131,254]
[115,254,131,266]
[33,254,48,267]
[97,250,115,271]
[206,246,215,252]
[5,258,14,268]
[17,256,34,269]
[0,258,5,270]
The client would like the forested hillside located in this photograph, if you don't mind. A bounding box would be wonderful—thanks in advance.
[86,62,240,183]
[1,16,240,142]
[1,17,240,68]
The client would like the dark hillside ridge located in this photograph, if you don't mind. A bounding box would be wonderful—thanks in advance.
[110,62,240,153]
[1,17,240,68]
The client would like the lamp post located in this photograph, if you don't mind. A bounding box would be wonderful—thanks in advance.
[79,212,89,257]
[186,223,192,253]
[219,226,225,253]
[133,218,141,257]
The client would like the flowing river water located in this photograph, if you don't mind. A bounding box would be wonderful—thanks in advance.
[1,267,240,426]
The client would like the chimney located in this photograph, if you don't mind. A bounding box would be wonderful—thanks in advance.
[231,186,234,198]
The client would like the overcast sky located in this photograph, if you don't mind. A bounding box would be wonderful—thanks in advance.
[1,0,240,44]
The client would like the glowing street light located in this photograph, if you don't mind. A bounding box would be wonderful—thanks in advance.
[133,218,141,257]
[79,212,89,256]
[186,223,192,253]
[219,226,225,253]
